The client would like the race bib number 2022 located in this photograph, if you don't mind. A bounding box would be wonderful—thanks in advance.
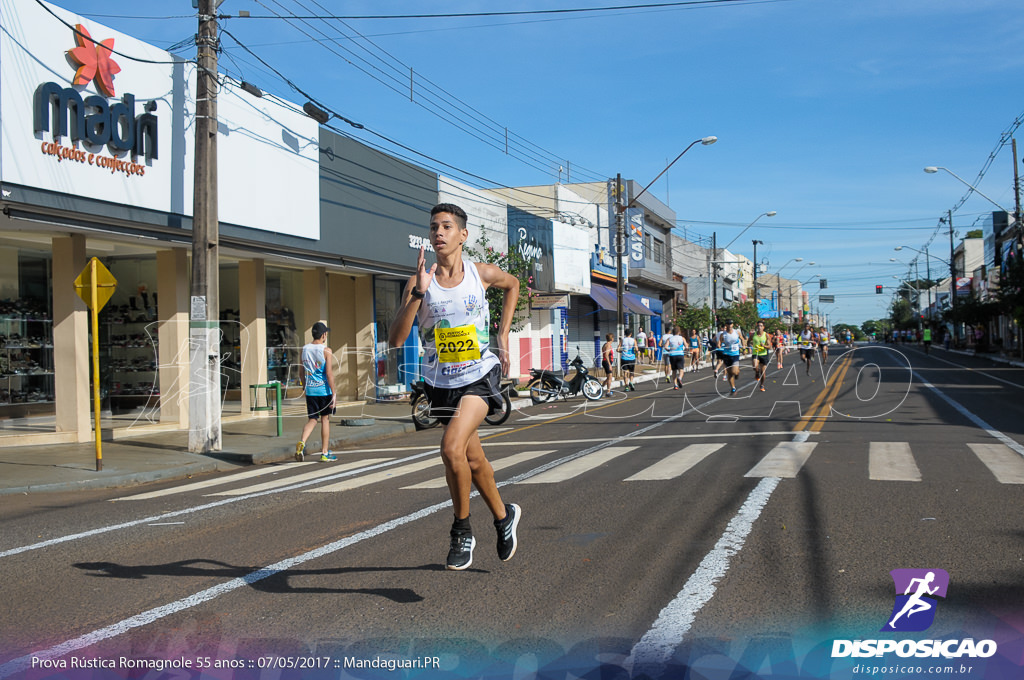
[435,324,481,364]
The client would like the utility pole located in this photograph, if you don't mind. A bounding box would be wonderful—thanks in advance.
[710,232,718,329]
[752,239,762,317]
[190,0,221,453]
[948,210,957,347]
[614,174,625,372]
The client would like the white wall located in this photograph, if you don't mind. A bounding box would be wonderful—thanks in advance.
[1,0,320,239]
[438,177,508,254]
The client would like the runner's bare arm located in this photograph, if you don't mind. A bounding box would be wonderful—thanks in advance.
[476,262,519,375]
[388,246,436,347]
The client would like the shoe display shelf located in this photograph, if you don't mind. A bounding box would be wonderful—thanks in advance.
[0,314,55,416]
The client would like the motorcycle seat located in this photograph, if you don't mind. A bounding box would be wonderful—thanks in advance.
[533,369,564,378]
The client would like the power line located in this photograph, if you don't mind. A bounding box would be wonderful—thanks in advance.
[230,0,792,21]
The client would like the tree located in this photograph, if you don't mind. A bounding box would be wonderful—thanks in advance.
[889,298,916,330]
[673,303,712,333]
[862,319,891,338]
[721,300,759,332]
[995,251,1024,357]
[945,291,999,329]
[465,233,535,333]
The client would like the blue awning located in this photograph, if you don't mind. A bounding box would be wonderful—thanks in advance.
[625,291,662,316]
[589,284,619,312]
[589,284,662,316]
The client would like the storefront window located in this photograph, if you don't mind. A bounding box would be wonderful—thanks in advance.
[266,267,302,390]
[0,248,54,420]
[103,256,159,417]
[374,279,405,399]
[219,264,241,411]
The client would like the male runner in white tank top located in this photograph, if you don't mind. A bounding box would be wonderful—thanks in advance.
[389,204,522,571]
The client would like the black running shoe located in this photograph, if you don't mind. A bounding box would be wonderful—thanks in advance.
[446,532,476,571]
[495,503,521,562]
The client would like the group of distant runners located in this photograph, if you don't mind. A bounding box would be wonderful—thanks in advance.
[643,321,833,394]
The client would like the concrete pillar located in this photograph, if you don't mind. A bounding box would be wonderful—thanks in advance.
[354,276,374,400]
[157,249,190,427]
[327,273,374,401]
[52,235,91,441]
[239,259,268,413]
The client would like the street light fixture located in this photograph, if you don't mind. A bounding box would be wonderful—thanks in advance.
[613,135,716,365]
[721,211,777,252]
[923,166,1010,213]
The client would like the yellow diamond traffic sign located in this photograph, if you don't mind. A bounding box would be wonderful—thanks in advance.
[73,257,118,311]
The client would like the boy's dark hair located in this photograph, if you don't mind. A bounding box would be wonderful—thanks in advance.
[431,203,468,230]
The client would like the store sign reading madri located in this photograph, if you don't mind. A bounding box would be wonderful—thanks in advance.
[32,24,158,177]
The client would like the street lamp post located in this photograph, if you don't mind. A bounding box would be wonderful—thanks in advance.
[895,245,952,322]
[924,166,1011,213]
[615,136,716,365]
[771,258,803,325]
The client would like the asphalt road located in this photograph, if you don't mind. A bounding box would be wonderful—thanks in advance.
[2,343,1022,679]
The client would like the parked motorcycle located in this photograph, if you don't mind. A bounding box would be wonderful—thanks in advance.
[410,379,513,430]
[527,350,604,404]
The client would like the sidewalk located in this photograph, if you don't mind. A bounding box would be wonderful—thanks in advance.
[0,361,698,497]
[0,399,418,497]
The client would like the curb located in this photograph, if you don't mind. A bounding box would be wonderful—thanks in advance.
[0,458,227,497]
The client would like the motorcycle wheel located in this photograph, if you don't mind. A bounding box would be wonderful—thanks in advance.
[528,378,554,405]
[582,376,604,401]
[411,393,440,430]
[484,389,512,425]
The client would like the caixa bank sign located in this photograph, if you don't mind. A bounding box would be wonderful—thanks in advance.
[32,24,157,177]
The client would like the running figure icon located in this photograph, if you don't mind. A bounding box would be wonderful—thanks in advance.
[888,572,939,628]
[882,568,949,632]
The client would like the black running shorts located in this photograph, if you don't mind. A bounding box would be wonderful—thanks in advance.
[423,365,503,425]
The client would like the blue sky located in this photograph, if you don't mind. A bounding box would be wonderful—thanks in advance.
[49,0,1024,326]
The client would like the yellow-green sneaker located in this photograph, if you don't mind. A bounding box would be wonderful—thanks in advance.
[295,441,305,462]
[320,452,337,462]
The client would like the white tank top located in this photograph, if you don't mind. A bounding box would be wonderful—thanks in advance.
[417,260,498,388]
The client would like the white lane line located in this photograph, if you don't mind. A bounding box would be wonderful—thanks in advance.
[625,443,725,481]
[403,450,555,490]
[744,442,817,478]
[0,497,455,679]
[305,458,438,493]
[355,430,796,453]
[914,371,1024,459]
[519,446,638,484]
[967,443,1024,484]
[919,353,1024,390]
[208,459,392,496]
[0,453,438,560]
[0,389,741,675]
[111,463,318,501]
[869,442,921,482]
[626,476,780,673]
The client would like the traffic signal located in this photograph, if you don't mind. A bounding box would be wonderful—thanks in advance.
[876,285,883,294]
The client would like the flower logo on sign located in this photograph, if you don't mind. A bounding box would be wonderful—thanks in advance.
[67,24,121,97]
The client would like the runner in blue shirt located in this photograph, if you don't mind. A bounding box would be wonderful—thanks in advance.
[719,319,746,394]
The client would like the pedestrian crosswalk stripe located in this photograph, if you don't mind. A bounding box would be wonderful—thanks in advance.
[306,458,439,493]
[402,450,556,489]
[112,462,319,501]
[207,459,393,496]
[519,446,639,484]
[967,443,1024,484]
[744,442,817,478]
[869,442,921,482]
[625,443,726,481]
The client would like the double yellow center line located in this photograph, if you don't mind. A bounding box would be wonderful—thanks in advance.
[793,353,854,434]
